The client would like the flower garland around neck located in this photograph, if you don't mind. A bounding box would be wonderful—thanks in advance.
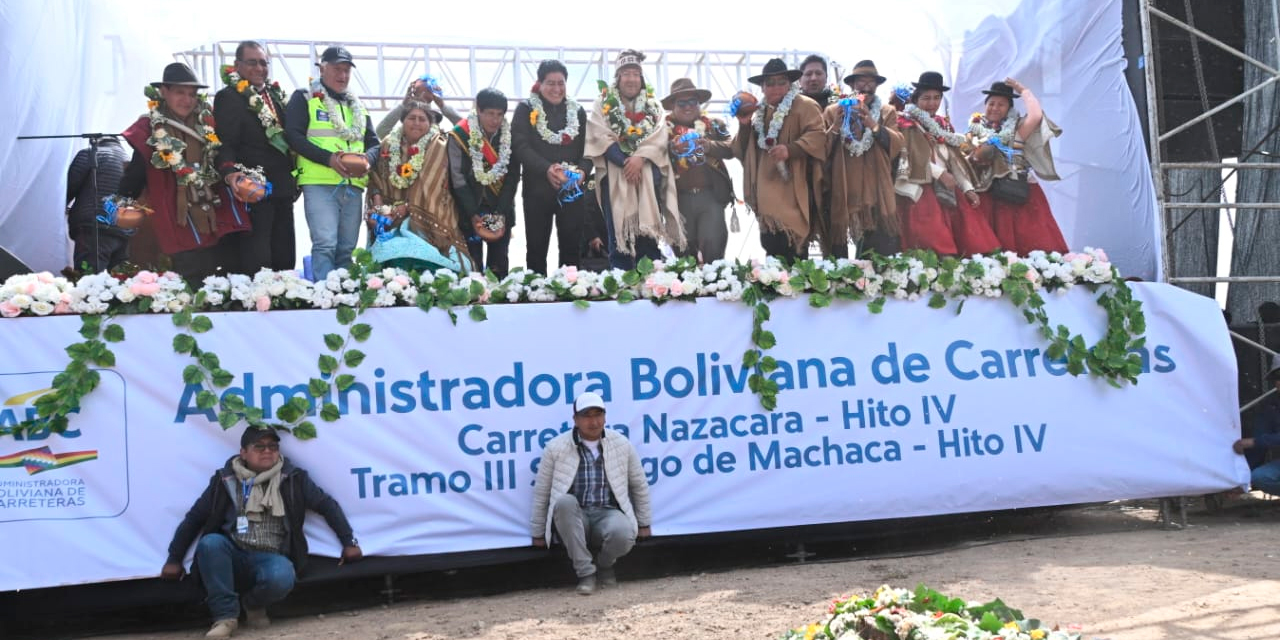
[466,112,513,186]
[143,85,222,189]
[220,65,289,154]
[838,93,880,157]
[752,82,800,150]
[597,79,662,154]
[528,88,581,145]
[309,78,368,143]
[385,122,440,189]
[903,104,968,148]
[968,111,1019,146]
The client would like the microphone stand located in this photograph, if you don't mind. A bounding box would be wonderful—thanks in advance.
[16,132,125,274]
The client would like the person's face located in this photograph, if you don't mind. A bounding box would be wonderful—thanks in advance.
[985,95,1012,122]
[573,408,606,441]
[539,72,566,105]
[915,89,943,115]
[617,68,643,100]
[402,107,432,140]
[852,76,878,96]
[763,76,791,106]
[236,46,269,87]
[477,107,505,135]
[321,61,353,93]
[671,95,701,124]
[800,62,827,93]
[160,85,199,119]
[240,436,281,473]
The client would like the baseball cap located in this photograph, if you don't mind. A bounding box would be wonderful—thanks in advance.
[241,425,282,448]
[319,46,356,66]
[573,392,606,414]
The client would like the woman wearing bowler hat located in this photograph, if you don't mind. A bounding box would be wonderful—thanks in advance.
[965,78,1068,255]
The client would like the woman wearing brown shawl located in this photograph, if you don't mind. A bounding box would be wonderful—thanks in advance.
[366,101,471,272]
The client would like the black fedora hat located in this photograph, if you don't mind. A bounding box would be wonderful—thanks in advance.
[981,81,1021,100]
[150,62,207,89]
[911,71,950,93]
[842,60,887,87]
[748,58,802,86]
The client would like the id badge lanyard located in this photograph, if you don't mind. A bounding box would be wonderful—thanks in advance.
[236,479,254,535]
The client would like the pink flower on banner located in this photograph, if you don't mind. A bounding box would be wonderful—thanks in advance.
[130,282,160,296]
[54,301,70,314]
[1093,248,1109,262]
[255,295,271,312]
[563,265,579,284]
[392,275,410,288]
[670,280,685,297]
[855,277,868,290]
[367,276,384,290]
[0,301,19,317]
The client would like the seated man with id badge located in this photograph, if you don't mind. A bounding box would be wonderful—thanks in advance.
[161,425,362,639]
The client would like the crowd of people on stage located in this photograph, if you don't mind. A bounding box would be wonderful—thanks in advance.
[69,42,1072,284]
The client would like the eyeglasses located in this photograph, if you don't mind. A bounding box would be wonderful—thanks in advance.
[237,58,269,68]
[674,98,700,108]
[249,443,280,452]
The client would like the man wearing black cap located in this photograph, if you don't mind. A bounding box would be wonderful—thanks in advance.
[447,88,520,277]
[823,59,903,258]
[160,425,361,638]
[284,45,380,280]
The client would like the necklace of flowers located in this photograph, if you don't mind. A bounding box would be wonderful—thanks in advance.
[838,93,880,156]
[752,83,799,150]
[904,104,968,147]
[143,85,222,189]
[385,122,440,189]
[528,90,581,145]
[597,80,662,154]
[466,112,512,186]
[968,111,1019,146]
[309,78,368,143]
[220,66,289,154]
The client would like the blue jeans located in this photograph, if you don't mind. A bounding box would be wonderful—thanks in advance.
[302,183,363,280]
[1253,461,1280,496]
[195,533,296,621]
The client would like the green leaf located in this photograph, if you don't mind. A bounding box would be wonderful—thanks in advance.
[335,374,356,391]
[808,293,832,308]
[318,355,339,375]
[351,323,373,342]
[92,348,116,367]
[468,305,488,322]
[928,293,946,309]
[868,297,886,314]
[221,394,247,413]
[742,349,760,368]
[359,288,378,306]
[324,333,344,352]
[211,369,234,388]
[172,308,193,328]
[635,257,655,275]
[66,342,89,360]
[276,403,301,423]
[196,391,218,410]
[617,291,636,304]
[574,299,590,309]
[293,421,318,440]
[755,330,777,350]
[760,356,779,373]
[173,333,197,354]
[102,324,126,343]
[137,297,153,312]
[320,403,342,422]
[217,410,240,430]
[198,352,221,371]
[344,350,366,368]
[336,306,357,326]
[190,315,213,334]
[183,365,204,385]
[287,396,311,416]
[308,378,329,398]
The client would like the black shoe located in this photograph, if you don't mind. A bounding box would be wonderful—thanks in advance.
[575,573,597,595]
[597,566,617,587]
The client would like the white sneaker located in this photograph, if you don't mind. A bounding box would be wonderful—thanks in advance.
[205,618,238,639]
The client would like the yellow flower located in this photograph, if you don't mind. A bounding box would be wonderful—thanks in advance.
[602,104,612,114]
[1030,630,1046,640]
[804,623,821,640]
[399,163,413,178]
[205,132,220,144]
[236,79,249,92]
[1003,621,1019,630]
[529,110,539,126]
[146,100,159,111]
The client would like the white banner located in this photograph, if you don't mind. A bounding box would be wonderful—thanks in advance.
[0,283,1246,591]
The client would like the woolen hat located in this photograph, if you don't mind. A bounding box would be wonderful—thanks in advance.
[150,62,207,89]
[911,71,950,93]
[748,58,802,86]
[843,60,887,87]
[241,425,281,448]
[573,391,606,414]
[982,81,1021,100]
[319,46,356,67]
[615,49,646,74]
[661,78,713,110]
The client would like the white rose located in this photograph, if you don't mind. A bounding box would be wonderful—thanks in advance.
[29,301,54,315]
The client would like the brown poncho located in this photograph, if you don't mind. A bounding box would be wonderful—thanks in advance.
[367,129,470,263]
[824,102,903,243]
[733,94,827,250]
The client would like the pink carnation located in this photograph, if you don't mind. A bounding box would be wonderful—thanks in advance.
[24,283,36,294]
[367,276,384,290]
[0,301,20,317]
[130,282,160,296]
[670,280,685,296]
[54,301,70,314]
[392,275,410,288]
[134,271,158,284]
[255,295,271,312]
[1093,248,1109,262]
[563,266,579,283]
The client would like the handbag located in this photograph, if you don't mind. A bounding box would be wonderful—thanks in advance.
[989,171,1030,205]
[931,180,958,208]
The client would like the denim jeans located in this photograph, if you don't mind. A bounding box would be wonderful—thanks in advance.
[195,533,296,621]
[302,183,363,280]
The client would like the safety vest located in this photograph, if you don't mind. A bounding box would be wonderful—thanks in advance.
[296,94,369,188]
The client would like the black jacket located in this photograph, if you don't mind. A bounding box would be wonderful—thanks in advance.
[66,138,130,232]
[165,456,356,574]
[510,99,587,198]
[214,84,298,201]
[447,127,522,232]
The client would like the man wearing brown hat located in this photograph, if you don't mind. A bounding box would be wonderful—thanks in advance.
[585,49,685,269]
[823,59,903,258]
[731,58,826,260]
[115,62,252,282]
[663,78,735,262]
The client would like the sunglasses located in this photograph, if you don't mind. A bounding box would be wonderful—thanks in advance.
[674,98,701,108]
[248,442,280,452]
[237,58,269,68]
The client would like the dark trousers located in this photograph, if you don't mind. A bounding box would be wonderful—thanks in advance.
[468,230,511,278]
[172,237,239,283]
[523,189,585,274]
[601,177,663,270]
[676,189,728,262]
[233,196,297,274]
[71,224,129,272]
[857,226,901,258]
[760,229,799,262]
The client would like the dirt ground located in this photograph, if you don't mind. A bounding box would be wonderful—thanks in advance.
[58,497,1280,640]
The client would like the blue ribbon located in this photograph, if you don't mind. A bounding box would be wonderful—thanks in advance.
[418,74,443,96]
[97,197,118,226]
[727,95,743,118]
[987,137,1018,164]
[559,169,584,203]
[673,131,704,166]
[892,82,913,105]
[839,97,863,140]
[370,213,396,243]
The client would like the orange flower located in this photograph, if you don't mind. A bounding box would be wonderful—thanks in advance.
[399,163,413,178]
[147,100,159,111]
[529,110,539,126]
[236,79,249,92]
[205,132,220,144]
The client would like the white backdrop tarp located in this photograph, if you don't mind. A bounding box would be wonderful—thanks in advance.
[0,283,1247,591]
[0,0,1157,278]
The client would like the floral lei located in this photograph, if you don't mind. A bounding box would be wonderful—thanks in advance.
[528,89,581,145]
[903,104,968,147]
[309,78,368,143]
[597,80,662,154]
[466,113,512,186]
[667,114,725,171]
[839,93,881,157]
[968,111,1019,146]
[385,122,440,189]
[752,82,799,150]
[143,85,222,189]
[220,65,289,155]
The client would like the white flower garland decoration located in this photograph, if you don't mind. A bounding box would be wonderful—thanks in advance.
[385,122,440,189]
[840,94,882,157]
[904,104,968,147]
[753,83,800,149]
[466,112,512,186]
[143,87,222,189]
[528,92,581,145]
[309,78,368,143]
[968,111,1019,146]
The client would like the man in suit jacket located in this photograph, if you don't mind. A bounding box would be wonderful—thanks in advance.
[215,40,298,274]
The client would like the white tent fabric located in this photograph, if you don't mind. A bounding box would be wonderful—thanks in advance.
[0,0,1158,279]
